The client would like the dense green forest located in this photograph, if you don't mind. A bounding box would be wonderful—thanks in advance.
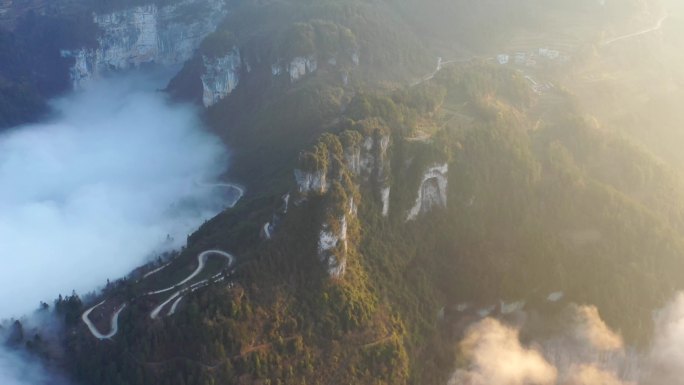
[49,60,684,384]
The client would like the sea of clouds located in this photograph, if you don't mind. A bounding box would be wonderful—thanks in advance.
[0,70,232,319]
[0,69,236,384]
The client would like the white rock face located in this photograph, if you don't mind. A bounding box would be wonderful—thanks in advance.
[271,62,284,76]
[377,135,390,181]
[318,216,348,279]
[351,134,390,182]
[201,48,241,107]
[63,0,226,88]
[294,169,328,194]
[274,51,356,83]
[348,197,357,217]
[378,134,390,153]
[344,146,361,176]
[359,136,375,177]
[406,163,448,222]
[288,56,317,82]
[381,186,391,217]
[94,5,159,69]
[289,57,306,81]
[343,133,391,216]
[60,49,91,88]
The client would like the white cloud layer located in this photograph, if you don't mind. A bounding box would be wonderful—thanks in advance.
[0,71,232,319]
[448,318,557,385]
[0,348,69,385]
[448,297,684,385]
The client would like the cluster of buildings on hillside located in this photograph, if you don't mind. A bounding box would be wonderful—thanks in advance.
[496,47,568,67]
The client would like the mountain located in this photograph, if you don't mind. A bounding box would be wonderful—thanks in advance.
[5,0,684,384]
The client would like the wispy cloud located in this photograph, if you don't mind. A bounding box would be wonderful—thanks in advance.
[448,318,557,385]
[448,296,684,385]
[0,347,70,385]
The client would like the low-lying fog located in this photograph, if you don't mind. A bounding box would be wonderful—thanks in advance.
[0,347,70,385]
[449,295,684,385]
[0,70,232,319]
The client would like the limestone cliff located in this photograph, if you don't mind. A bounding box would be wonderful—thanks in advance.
[318,214,348,278]
[201,48,241,107]
[290,134,361,278]
[294,169,329,195]
[271,51,358,84]
[406,163,448,221]
[288,56,317,83]
[341,123,391,216]
[61,0,226,88]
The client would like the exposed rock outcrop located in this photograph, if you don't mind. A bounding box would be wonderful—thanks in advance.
[341,126,391,216]
[318,215,348,279]
[289,56,317,83]
[271,51,358,84]
[357,134,390,181]
[62,0,226,88]
[271,62,284,76]
[344,144,361,176]
[294,169,328,195]
[201,48,241,107]
[290,134,361,278]
[381,186,391,217]
[406,163,448,221]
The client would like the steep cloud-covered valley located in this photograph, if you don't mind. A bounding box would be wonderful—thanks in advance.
[0,70,232,319]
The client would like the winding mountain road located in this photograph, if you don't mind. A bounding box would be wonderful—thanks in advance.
[82,181,242,340]
[195,181,245,209]
[143,262,171,279]
[412,57,445,86]
[603,13,668,46]
[81,301,127,340]
[148,250,234,319]
[150,291,182,319]
[84,249,235,336]
[168,295,184,316]
[145,250,234,295]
